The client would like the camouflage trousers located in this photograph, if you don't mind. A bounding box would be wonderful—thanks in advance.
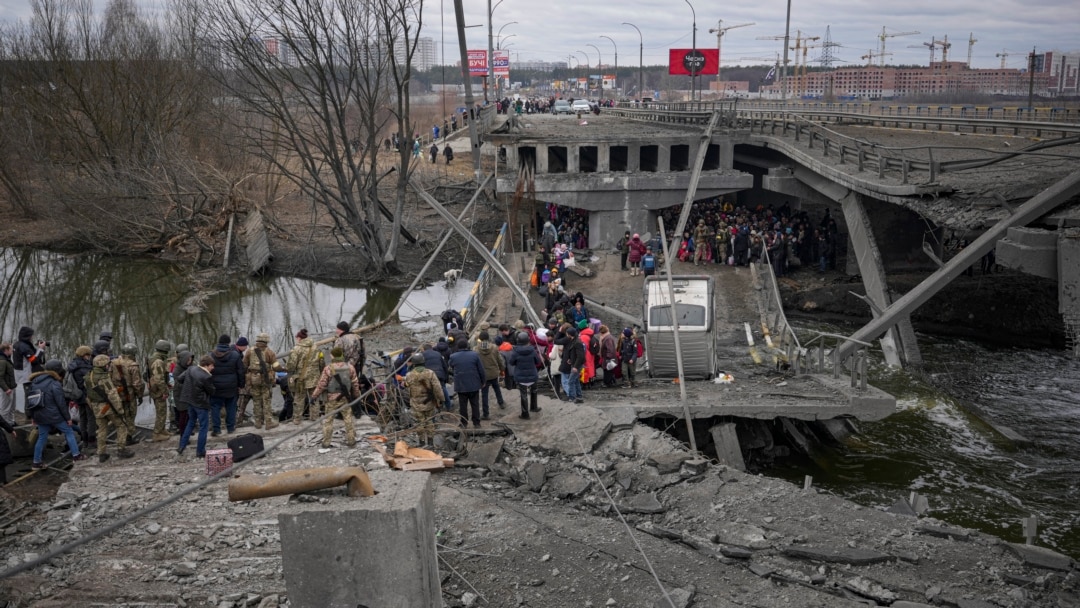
[122,399,137,434]
[152,395,168,434]
[412,404,437,443]
[321,399,355,448]
[249,384,276,428]
[93,402,128,455]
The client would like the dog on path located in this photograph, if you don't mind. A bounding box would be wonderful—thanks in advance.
[443,268,461,286]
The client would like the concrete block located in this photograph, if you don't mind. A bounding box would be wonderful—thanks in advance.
[998,228,1058,279]
[1059,228,1080,316]
[709,423,746,471]
[1005,542,1075,571]
[783,545,893,565]
[278,470,441,608]
[508,399,611,455]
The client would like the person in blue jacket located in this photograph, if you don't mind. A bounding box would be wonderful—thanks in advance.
[28,359,86,469]
[448,342,486,428]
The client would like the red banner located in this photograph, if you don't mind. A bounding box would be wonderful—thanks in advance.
[668,48,719,76]
[468,49,488,76]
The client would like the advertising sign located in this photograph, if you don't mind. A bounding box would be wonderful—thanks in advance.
[468,49,488,76]
[668,48,719,76]
[493,50,510,77]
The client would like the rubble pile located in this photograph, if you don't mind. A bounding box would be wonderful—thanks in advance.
[1,397,1076,607]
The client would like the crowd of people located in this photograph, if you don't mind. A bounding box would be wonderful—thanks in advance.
[654,198,843,276]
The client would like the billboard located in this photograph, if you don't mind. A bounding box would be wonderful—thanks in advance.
[493,50,510,78]
[468,49,488,76]
[668,48,719,76]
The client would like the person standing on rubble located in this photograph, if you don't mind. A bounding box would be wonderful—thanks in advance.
[449,341,485,428]
[286,329,320,424]
[334,321,366,377]
[557,326,585,403]
[210,334,245,436]
[508,332,543,419]
[113,343,145,443]
[404,353,441,448]
[148,340,173,442]
[242,333,279,431]
[474,330,506,418]
[311,347,360,448]
[85,355,133,463]
[177,355,216,460]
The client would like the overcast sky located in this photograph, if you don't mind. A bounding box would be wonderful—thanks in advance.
[1,0,1077,70]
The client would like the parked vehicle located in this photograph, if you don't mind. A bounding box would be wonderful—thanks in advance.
[553,100,573,115]
[571,99,592,112]
[642,275,716,379]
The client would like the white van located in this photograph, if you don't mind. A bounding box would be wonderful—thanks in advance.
[642,275,716,379]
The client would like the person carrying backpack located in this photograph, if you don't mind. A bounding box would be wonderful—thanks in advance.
[311,347,360,448]
[642,247,657,277]
[28,359,86,469]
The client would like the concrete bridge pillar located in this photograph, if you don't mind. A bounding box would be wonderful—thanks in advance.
[590,204,654,251]
[841,191,923,367]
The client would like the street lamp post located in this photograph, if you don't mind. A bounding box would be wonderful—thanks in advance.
[684,0,697,101]
[496,21,517,49]
[586,43,602,100]
[499,34,516,49]
[486,0,507,103]
[600,35,617,98]
[623,22,643,102]
[575,51,589,97]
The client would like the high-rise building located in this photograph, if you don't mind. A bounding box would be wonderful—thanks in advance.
[395,36,436,70]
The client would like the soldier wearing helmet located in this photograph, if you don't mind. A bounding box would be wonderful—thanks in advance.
[242,333,278,431]
[111,342,145,443]
[84,354,132,462]
[311,347,360,448]
[403,352,441,447]
[148,339,173,442]
[66,345,96,446]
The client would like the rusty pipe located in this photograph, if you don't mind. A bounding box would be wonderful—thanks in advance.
[228,467,375,502]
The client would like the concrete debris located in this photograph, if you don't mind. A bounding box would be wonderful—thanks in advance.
[459,438,504,468]
[783,545,893,565]
[843,576,897,603]
[524,461,546,492]
[508,400,612,455]
[654,586,695,608]
[916,523,972,541]
[1005,542,1076,571]
[547,472,591,499]
[714,522,770,550]
[647,453,691,475]
[620,492,666,514]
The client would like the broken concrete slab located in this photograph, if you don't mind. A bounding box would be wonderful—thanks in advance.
[714,522,770,550]
[886,498,917,517]
[653,586,694,608]
[508,400,611,455]
[709,422,746,471]
[621,492,666,514]
[844,576,897,604]
[459,439,504,468]
[524,462,546,493]
[547,473,591,499]
[647,453,691,475]
[892,602,934,608]
[749,563,774,578]
[782,546,893,565]
[718,545,753,559]
[680,458,710,476]
[603,407,638,431]
[635,522,682,540]
[917,524,972,541]
[1005,543,1075,571]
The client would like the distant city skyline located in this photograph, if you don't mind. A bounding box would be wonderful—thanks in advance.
[1,0,1077,70]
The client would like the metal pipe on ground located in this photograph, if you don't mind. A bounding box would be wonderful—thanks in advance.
[228,467,376,502]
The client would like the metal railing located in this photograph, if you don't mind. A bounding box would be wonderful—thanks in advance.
[739,108,1080,139]
[756,242,802,367]
[738,101,1080,124]
[459,222,508,331]
[734,111,1080,185]
[801,333,874,391]
[608,99,740,127]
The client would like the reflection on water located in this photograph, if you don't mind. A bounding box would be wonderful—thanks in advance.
[772,324,1080,559]
[0,248,466,359]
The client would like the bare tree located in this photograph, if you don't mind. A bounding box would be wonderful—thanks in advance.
[0,0,235,255]
[193,0,424,279]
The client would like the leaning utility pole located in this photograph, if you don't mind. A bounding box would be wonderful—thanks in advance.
[453,0,482,177]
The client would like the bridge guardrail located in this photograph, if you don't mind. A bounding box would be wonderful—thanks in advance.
[739,108,1080,139]
[460,222,508,332]
[737,101,1079,123]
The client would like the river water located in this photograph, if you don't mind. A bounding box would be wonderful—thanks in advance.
[774,326,1080,559]
[0,248,464,370]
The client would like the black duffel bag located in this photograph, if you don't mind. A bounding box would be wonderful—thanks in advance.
[227,433,265,463]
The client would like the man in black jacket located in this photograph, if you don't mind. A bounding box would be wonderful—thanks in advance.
[29,360,86,468]
[557,327,585,404]
[66,346,95,446]
[178,355,216,459]
[209,335,245,436]
[13,326,45,392]
[420,343,451,410]
[0,343,15,426]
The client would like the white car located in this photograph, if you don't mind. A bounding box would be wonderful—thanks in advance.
[553,100,573,115]
[571,99,592,112]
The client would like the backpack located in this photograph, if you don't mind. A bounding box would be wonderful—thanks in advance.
[327,367,355,399]
[636,339,645,358]
[25,388,44,415]
[63,371,84,401]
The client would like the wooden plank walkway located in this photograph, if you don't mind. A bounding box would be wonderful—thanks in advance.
[243,210,273,275]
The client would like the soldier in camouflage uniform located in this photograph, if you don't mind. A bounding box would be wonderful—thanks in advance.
[85,354,133,463]
[404,352,441,448]
[311,347,360,448]
[148,340,173,442]
[242,333,278,430]
[693,218,710,265]
[285,329,320,424]
[334,321,365,375]
[112,343,145,443]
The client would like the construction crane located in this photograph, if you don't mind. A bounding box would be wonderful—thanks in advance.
[878,27,920,66]
[793,36,821,98]
[966,33,977,68]
[995,49,1011,69]
[708,20,754,94]
[909,36,940,65]
[861,49,892,66]
[939,35,952,65]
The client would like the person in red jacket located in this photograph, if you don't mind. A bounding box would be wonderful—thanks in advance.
[579,327,597,386]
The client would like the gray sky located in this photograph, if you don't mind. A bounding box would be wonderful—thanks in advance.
[2,0,1077,70]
